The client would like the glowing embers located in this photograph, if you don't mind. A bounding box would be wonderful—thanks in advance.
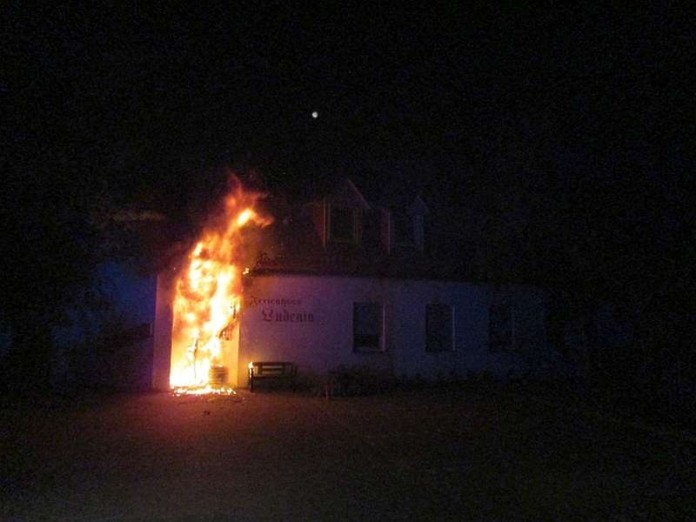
[172,385,237,397]
[169,178,272,389]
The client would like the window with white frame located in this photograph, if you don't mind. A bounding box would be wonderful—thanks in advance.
[353,302,384,352]
[328,205,357,243]
[489,303,516,351]
[426,303,454,352]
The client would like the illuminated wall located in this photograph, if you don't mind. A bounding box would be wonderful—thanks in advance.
[239,273,550,381]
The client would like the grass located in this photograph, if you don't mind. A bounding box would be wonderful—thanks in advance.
[1,385,694,521]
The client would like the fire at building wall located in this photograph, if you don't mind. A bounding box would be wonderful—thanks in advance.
[150,177,556,392]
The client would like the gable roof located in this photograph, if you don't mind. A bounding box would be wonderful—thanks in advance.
[324,178,371,210]
[250,176,443,279]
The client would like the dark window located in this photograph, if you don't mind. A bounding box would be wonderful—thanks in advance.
[362,209,383,250]
[393,212,414,244]
[426,304,454,352]
[329,206,356,242]
[353,302,384,351]
[489,304,516,351]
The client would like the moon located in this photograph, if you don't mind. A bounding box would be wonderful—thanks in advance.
[311,111,319,119]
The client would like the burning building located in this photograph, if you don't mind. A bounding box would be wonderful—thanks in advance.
[153,180,272,392]
[150,177,556,391]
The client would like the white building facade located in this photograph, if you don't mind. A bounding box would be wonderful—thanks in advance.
[240,273,549,383]
[151,178,553,390]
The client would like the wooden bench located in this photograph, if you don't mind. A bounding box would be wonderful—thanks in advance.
[248,361,297,392]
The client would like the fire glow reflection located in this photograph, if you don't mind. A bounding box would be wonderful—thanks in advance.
[169,178,271,391]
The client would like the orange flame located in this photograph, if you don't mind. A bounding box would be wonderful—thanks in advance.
[169,179,272,389]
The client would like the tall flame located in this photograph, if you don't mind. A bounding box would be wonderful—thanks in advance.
[169,179,272,388]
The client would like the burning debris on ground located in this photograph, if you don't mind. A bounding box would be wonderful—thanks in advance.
[171,385,238,397]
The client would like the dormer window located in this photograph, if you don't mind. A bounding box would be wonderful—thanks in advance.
[328,205,357,243]
[384,195,428,253]
[393,211,415,245]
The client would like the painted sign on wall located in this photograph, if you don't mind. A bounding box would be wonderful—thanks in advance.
[246,295,323,325]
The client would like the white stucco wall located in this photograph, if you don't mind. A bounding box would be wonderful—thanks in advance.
[239,273,550,383]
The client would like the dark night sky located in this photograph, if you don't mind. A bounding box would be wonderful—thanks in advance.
[2,2,694,294]
[5,5,690,172]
